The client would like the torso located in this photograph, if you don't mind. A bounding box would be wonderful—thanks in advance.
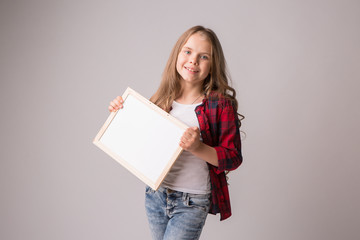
[161,100,211,194]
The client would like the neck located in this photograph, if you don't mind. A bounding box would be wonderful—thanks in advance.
[176,83,203,104]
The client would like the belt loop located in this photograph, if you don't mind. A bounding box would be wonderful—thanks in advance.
[182,192,188,201]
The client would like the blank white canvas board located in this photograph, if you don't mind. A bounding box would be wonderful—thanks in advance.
[93,87,188,190]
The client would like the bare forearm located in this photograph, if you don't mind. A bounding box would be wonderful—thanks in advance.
[191,142,219,167]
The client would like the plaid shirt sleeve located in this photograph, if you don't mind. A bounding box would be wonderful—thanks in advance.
[195,93,242,221]
[213,97,242,173]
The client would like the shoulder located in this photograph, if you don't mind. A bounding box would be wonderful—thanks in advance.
[206,91,234,108]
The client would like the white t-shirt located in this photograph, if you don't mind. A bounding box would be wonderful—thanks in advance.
[161,101,211,194]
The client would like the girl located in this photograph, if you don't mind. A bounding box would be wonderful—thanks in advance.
[109,25,243,240]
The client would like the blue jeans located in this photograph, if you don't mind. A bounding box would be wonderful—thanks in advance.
[145,186,211,240]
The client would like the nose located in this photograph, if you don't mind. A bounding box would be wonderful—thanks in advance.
[189,56,199,65]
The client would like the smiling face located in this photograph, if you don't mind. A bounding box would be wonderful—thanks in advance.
[176,32,212,87]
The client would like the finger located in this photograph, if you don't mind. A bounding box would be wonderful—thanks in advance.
[108,105,115,112]
[181,136,190,144]
[179,141,189,150]
[113,98,122,106]
[181,128,198,144]
[191,126,199,131]
[181,134,195,146]
[109,101,119,109]
[184,128,196,137]
[190,127,200,137]
[109,102,119,112]
[179,142,185,149]
[111,98,124,109]
[181,132,193,142]
[186,128,198,138]
[115,96,124,106]
[116,96,123,103]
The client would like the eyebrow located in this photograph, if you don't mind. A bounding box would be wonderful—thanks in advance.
[183,46,210,56]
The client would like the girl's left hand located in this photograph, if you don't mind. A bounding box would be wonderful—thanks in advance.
[180,127,201,152]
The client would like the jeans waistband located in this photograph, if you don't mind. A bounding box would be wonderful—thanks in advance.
[157,186,211,199]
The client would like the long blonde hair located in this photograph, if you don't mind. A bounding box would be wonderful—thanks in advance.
[150,25,244,125]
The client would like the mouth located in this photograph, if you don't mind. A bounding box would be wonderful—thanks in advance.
[184,66,199,73]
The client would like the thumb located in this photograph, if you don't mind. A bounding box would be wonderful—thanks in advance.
[191,126,199,131]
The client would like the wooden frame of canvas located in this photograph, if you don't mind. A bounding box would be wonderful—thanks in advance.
[93,87,188,190]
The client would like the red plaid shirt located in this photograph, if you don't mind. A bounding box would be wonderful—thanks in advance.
[195,92,243,221]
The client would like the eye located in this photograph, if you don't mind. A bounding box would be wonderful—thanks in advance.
[184,50,191,54]
[200,55,209,60]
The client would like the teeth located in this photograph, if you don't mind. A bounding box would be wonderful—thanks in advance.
[186,67,197,72]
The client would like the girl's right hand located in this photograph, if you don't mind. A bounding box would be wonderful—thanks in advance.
[108,96,124,112]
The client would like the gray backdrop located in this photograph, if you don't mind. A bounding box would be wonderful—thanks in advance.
[1,0,359,239]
